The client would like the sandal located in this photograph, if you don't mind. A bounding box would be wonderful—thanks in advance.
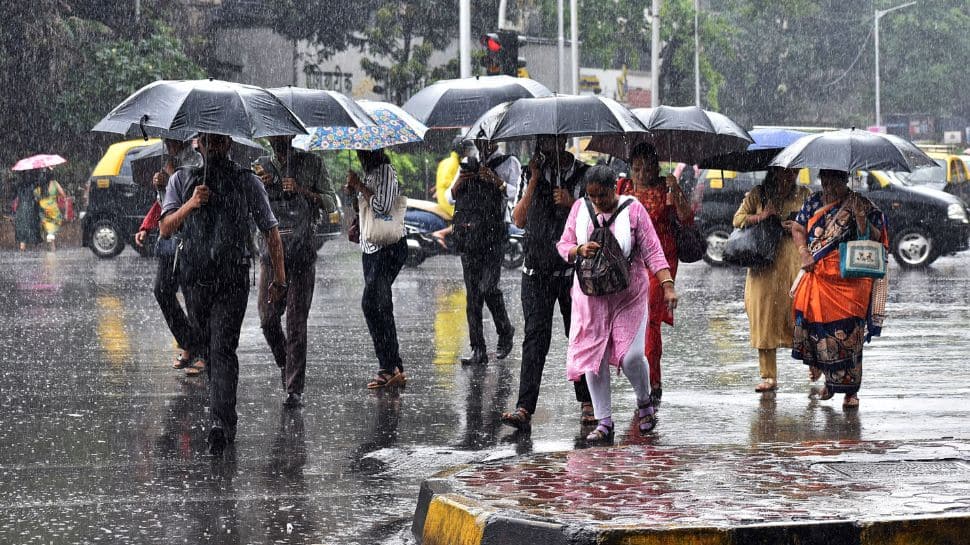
[184,359,205,377]
[810,385,834,400]
[172,353,193,369]
[367,368,406,389]
[585,418,614,443]
[808,366,822,382]
[755,378,777,392]
[843,394,859,409]
[500,407,531,430]
[636,403,657,435]
[580,402,597,425]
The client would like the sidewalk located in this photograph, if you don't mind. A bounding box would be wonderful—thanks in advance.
[413,439,970,545]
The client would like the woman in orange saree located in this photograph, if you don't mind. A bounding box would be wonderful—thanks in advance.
[790,170,888,409]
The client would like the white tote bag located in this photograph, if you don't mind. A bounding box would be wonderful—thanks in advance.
[358,194,407,247]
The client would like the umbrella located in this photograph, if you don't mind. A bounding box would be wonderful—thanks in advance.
[697,128,809,171]
[92,79,307,140]
[586,105,752,163]
[267,86,376,129]
[12,154,67,171]
[402,75,553,129]
[769,129,936,173]
[293,100,428,151]
[463,95,646,142]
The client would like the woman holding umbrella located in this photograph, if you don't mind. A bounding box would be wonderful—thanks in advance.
[34,169,67,251]
[13,172,42,251]
[790,169,889,409]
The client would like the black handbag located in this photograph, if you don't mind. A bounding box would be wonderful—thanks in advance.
[674,217,706,263]
[722,215,784,268]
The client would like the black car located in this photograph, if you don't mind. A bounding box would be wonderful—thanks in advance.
[692,169,970,269]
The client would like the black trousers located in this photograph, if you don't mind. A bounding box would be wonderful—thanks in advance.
[154,253,195,352]
[460,247,514,351]
[515,270,591,414]
[258,254,316,395]
[182,268,249,431]
[362,239,407,373]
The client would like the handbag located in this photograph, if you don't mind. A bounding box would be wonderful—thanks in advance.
[673,216,706,263]
[358,194,407,246]
[57,196,75,222]
[723,216,784,268]
[839,225,886,279]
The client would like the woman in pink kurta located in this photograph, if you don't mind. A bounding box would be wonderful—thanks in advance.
[558,166,678,442]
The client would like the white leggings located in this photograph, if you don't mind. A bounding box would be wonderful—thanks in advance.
[585,311,651,420]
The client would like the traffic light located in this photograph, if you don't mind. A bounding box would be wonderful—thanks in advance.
[480,30,526,77]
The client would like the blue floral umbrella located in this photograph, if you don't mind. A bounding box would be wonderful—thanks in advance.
[293,101,428,151]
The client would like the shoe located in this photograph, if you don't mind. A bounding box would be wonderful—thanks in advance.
[367,368,406,389]
[755,378,777,392]
[580,402,597,425]
[208,426,228,455]
[636,403,657,435]
[500,407,532,431]
[283,393,303,408]
[460,348,488,365]
[843,394,859,409]
[585,418,614,443]
[496,329,515,360]
[185,359,205,377]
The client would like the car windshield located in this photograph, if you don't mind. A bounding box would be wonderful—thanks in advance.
[895,159,946,186]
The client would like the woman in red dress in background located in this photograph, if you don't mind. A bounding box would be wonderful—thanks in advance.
[616,143,695,404]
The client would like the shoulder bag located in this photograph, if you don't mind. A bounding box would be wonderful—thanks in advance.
[723,216,784,268]
[358,194,407,247]
[839,224,886,279]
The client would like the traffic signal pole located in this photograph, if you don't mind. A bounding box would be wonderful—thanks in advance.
[460,0,471,77]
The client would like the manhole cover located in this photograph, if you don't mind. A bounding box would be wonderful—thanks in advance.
[817,459,970,481]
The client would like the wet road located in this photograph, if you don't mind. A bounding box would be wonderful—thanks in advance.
[1,244,969,544]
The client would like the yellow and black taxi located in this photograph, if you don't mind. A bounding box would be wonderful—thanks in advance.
[895,151,970,206]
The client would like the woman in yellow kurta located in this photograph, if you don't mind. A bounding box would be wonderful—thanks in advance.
[732,167,810,392]
[34,175,67,251]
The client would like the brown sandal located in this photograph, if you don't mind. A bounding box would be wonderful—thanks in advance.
[755,378,777,392]
[810,385,834,400]
[500,407,531,430]
[843,394,859,409]
[580,402,597,425]
[184,359,205,377]
[367,369,406,389]
[808,366,822,382]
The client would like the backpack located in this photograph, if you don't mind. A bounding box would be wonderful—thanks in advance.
[452,154,511,254]
[176,162,253,284]
[575,198,634,297]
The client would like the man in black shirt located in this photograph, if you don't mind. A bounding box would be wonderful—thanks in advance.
[501,135,593,431]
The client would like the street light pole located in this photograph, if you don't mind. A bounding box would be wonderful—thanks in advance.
[651,0,660,107]
[459,0,471,77]
[694,0,700,107]
[874,1,916,129]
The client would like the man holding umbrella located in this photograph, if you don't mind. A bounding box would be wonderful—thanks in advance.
[254,135,337,408]
[160,132,287,453]
[501,134,594,430]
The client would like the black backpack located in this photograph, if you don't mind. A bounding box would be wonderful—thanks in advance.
[575,198,634,297]
[176,161,253,284]
[452,154,511,254]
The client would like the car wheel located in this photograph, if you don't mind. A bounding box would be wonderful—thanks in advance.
[892,228,939,268]
[503,237,524,269]
[701,225,732,266]
[89,220,125,259]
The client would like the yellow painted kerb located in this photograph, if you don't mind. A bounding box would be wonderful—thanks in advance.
[421,494,489,545]
[860,516,970,545]
[600,527,729,545]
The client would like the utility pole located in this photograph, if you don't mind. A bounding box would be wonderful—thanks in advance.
[570,0,579,96]
[694,0,701,107]
[651,0,660,107]
[874,1,916,129]
[558,0,565,92]
[460,0,471,77]
[498,0,508,28]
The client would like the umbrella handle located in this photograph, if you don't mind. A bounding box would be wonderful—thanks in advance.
[139,115,149,141]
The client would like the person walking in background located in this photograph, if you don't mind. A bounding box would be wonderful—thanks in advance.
[344,149,408,390]
[500,134,595,431]
[732,167,810,392]
[615,143,693,404]
[447,139,518,365]
[559,166,678,442]
[34,169,66,252]
[13,172,42,251]
[135,138,203,376]
[255,135,337,408]
[791,169,889,410]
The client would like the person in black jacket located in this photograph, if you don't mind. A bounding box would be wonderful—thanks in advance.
[447,140,518,365]
[500,134,594,431]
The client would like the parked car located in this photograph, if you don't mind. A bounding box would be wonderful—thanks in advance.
[691,168,970,269]
[894,152,970,206]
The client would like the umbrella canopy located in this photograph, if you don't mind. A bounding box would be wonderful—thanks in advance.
[293,100,428,151]
[402,75,553,129]
[463,95,646,142]
[769,129,936,173]
[267,86,376,129]
[697,128,809,171]
[587,105,752,163]
[12,154,67,171]
[92,79,307,139]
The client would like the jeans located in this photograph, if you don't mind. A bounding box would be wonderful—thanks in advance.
[258,255,316,395]
[154,252,195,352]
[404,209,448,233]
[182,267,249,431]
[515,270,591,415]
[362,239,408,373]
[461,247,514,351]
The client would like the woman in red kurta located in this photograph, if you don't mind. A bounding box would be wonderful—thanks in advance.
[616,144,694,403]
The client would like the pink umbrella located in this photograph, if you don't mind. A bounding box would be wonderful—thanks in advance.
[11,154,67,171]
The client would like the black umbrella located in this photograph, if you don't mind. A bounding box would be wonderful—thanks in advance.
[697,128,809,172]
[769,129,936,173]
[267,86,376,129]
[92,79,308,140]
[463,95,646,142]
[403,75,553,129]
[587,105,752,163]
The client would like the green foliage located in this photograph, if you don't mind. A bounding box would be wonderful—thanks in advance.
[318,149,438,199]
